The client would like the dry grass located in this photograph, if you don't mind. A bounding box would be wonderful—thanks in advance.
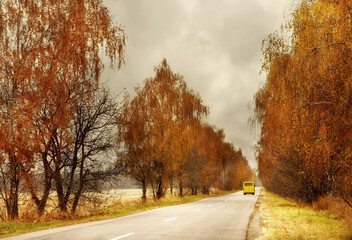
[313,195,352,228]
[257,189,352,240]
[0,189,156,221]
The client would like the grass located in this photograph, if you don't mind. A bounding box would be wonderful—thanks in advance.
[256,189,352,240]
[0,191,235,238]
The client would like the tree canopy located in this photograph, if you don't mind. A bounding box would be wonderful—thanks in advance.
[254,0,352,204]
[0,0,125,219]
[118,59,254,201]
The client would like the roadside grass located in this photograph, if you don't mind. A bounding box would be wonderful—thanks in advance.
[0,191,236,238]
[257,189,352,240]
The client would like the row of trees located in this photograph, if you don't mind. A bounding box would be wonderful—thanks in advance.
[254,0,352,206]
[0,0,126,220]
[118,59,254,202]
[0,0,254,220]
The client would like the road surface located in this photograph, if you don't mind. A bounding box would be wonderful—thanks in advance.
[5,187,261,240]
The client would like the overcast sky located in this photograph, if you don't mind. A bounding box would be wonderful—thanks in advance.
[102,0,296,169]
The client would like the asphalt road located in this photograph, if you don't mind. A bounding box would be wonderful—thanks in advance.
[5,187,261,240]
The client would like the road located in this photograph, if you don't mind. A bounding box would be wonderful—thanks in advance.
[5,187,261,240]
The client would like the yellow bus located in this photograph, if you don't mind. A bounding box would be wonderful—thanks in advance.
[243,182,255,195]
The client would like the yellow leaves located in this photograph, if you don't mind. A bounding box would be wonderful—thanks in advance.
[255,0,352,202]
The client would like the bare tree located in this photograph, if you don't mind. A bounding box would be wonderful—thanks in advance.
[54,87,124,213]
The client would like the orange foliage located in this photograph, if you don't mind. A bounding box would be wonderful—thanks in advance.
[118,59,254,200]
[0,0,125,219]
[254,0,352,204]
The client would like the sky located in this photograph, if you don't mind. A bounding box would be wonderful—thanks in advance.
[102,0,297,169]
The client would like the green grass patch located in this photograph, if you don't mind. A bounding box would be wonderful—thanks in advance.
[257,189,352,240]
[0,191,236,238]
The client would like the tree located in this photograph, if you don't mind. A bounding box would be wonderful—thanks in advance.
[118,59,208,201]
[0,0,125,218]
[56,87,124,213]
[182,123,254,195]
[118,59,255,201]
[220,144,252,191]
[198,125,223,194]
[254,0,352,204]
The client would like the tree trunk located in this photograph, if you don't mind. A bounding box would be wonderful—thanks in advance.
[64,151,78,211]
[179,179,183,197]
[55,170,68,212]
[191,186,198,195]
[72,145,86,213]
[37,200,47,217]
[8,171,19,220]
[156,176,164,199]
[71,182,84,213]
[29,168,52,217]
[202,186,209,195]
[169,175,173,195]
[150,180,156,201]
[141,180,147,203]
[6,153,20,220]
[31,151,53,217]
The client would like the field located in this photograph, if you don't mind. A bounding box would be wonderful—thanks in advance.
[107,188,161,201]
[0,188,175,220]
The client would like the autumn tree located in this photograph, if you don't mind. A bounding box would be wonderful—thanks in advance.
[220,144,252,191]
[119,59,255,201]
[0,0,125,218]
[183,124,254,195]
[198,125,223,194]
[254,0,352,204]
[118,59,208,201]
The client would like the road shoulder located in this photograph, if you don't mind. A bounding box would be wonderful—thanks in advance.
[246,191,262,240]
[246,188,352,240]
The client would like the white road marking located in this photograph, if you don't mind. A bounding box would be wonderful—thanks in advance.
[110,232,134,240]
[165,217,178,222]
[192,208,201,212]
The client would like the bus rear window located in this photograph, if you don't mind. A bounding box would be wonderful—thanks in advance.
[244,183,253,186]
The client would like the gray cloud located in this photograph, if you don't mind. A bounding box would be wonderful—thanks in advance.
[102,0,295,168]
